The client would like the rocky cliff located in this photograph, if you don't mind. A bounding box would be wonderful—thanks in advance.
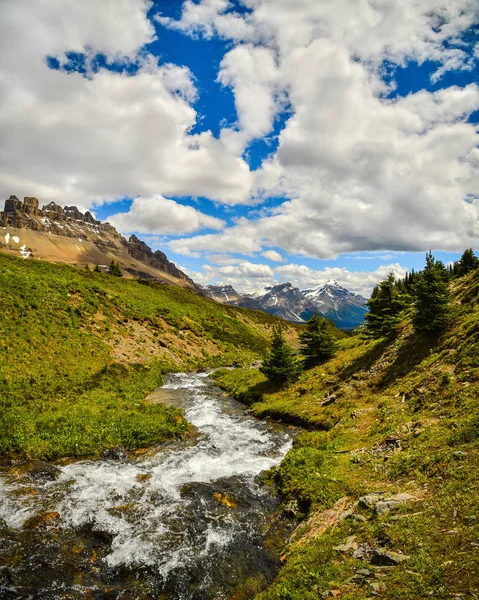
[0,195,194,287]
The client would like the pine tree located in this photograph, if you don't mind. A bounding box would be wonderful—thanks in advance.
[365,272,405,338]
[93,263,101,273]
[299,312,337,367]
[456,249,479,277]
[260,326,302,386]
[108,260,122,277]
[413,252,451,333]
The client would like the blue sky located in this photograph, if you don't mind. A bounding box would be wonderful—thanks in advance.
[1,0,478,296]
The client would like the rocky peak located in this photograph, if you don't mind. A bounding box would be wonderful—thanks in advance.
[127,235,195,287]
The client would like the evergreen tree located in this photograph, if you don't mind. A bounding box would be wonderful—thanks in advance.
[260,326,302,386]
[456,249,479,277]
[413,251,451,333]
[84,263,90,271]
[365,272,405,338]
[93,263,101,273]
[108,260,122,277]
[299,312,337,367]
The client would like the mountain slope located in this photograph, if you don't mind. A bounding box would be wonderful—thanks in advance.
[0,195,194,287]
[0,253,299,460]
[213,269,479,599]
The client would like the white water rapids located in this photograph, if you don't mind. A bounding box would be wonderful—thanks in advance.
[0,372,295,599]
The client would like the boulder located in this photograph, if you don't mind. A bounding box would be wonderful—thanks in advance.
[28,460,61,482]
[102,446,128,460]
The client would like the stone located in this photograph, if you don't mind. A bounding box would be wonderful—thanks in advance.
[28,460,61,482]
[333,535,358,553]
[322,394,337,406]
[352,542,376,561]
[370,581,387,594]
[358,493,384,510]
[370,549,409,566]
[375,493,416,516]
[23,511,60,530]
[321,591,340,598]
[102,446,128,460]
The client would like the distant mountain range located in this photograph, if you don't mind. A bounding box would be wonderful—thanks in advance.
[205,280,368,330]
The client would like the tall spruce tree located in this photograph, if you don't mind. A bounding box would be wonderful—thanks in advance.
[260,326,301,386]
[365,272,405,338]
[456,249,479,277]
[413,252,451,333]
[299,312,337,367]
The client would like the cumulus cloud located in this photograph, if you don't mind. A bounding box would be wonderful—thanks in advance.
[274,263,408,297]
[188,261,275,293]
[164,0,479,258]
[262,250,284,262]
[108,195,225,234]
[0,0,252,208]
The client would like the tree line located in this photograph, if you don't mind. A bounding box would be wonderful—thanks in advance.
[260,249,478,387]
[365,248,478,338]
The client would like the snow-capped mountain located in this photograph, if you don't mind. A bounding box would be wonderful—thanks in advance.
[302,279,368,329]
[204,284,245,304]
[204,279,368,330]
[253,282,316,323]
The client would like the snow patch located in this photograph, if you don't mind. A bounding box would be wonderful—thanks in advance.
[12,236,19,244]
[4,233,10,244]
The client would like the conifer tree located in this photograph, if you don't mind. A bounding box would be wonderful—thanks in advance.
[299,312,337,367]
[260,326,301,386]
[108,260,122,277]
[413,252,451,333]
[93,263,101,273]
[456,249,479,277]
[365,272,405,338]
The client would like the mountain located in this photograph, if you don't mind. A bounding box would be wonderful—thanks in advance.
[205,280,367,329]
[204,284,245,305]
[302,279,368,330]
[250,282,316,323]
[0,194,194,287]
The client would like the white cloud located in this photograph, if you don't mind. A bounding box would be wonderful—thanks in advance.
[0,0,253,208]
[165,0,479,258]
[262,250,284,262]
[108,195,225,234]
[274,263,408,297]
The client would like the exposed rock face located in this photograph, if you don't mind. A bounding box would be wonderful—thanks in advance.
[0,195,194,287]
[127,234,196,286]
[0,196,116,239]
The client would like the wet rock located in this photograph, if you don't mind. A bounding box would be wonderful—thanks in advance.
[101,446,128,460]
[0,518,7,529]
[370,549,409,566]
[28,460,61,482]
[23,511,60,530]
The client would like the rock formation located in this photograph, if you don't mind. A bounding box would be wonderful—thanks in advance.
[0,195,194,287]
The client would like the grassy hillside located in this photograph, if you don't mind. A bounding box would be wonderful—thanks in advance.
[214,269,479,599]
[0,253,298,460]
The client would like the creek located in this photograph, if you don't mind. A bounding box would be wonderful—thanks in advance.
[0,372,295,599]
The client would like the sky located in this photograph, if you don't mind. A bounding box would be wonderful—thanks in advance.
[0,0,478,298]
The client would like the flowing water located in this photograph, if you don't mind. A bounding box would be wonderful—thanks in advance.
[0,372,295,599]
